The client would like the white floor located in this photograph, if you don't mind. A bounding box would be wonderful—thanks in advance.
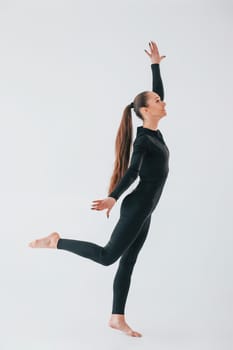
[1,250,232,350]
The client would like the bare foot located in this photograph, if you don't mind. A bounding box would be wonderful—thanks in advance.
[28,232,60,249]
[108,314,142,337]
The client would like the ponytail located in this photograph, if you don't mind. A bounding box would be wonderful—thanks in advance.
[108,103,134,196]
[107,91,148,197]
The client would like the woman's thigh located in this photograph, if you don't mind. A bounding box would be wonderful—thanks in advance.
[119,215,152,265]
[103,193,152,261]
[120,189,154,219]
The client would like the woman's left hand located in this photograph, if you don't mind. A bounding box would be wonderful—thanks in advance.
[144,40,166,64]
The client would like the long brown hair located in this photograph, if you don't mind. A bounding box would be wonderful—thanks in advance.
[108,91,150,196]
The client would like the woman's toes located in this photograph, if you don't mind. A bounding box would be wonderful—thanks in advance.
[28,240,36,248]
[127,329,142,337]
[132,331,142,337]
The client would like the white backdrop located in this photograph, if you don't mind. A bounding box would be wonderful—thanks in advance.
[0,0,232,349]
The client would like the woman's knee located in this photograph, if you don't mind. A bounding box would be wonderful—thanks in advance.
[100,249,119,266]
[120,254,137,268]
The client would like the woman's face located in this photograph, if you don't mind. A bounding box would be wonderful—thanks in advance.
[141,92,167,119]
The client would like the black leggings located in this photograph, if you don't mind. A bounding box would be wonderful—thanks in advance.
[57,183,163,314]
[57,214,151,314]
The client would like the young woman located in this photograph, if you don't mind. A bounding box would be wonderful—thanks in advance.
[28,40,168,338]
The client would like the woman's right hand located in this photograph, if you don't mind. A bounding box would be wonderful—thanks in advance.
[91,197,116,218]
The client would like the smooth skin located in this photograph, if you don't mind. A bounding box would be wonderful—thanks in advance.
[28,40,166,338]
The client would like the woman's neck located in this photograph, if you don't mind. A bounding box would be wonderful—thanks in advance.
[142,121,159,131]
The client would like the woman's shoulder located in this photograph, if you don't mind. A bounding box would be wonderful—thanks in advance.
[133,132,147,143]
[133,133,150,151]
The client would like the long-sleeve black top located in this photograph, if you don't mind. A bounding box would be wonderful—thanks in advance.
[108,63,169,201]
